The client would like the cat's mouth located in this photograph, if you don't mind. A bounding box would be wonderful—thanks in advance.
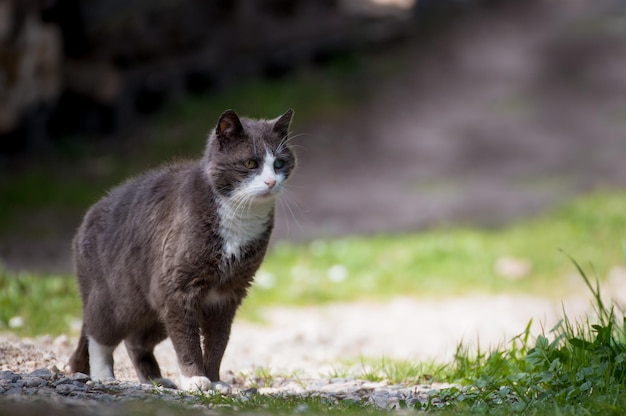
[254,188,280,200]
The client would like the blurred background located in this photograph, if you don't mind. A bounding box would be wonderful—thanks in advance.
[0,0,625,275]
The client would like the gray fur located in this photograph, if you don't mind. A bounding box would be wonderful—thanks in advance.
[69,109,295,388]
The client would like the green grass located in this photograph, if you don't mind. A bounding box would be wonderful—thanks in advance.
[325,357,446,386]
[0,269,81,336]
[240,191,626,317]
[1,190,625,336]
[419,258,626,415]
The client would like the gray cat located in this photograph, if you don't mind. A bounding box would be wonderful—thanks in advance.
[69,109,296,392]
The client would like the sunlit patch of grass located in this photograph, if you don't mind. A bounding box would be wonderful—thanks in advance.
[0,267,80,336]
[1,191,624,338]
[240,191,626,319]
[325,357,447,386]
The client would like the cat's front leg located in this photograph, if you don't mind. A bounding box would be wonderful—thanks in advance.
[200,303,238,395]
[164,308,211,391]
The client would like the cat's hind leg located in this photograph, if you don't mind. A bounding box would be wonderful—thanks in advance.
[124,323,175,388]
[69,327,90,374]
[88,336,115,380]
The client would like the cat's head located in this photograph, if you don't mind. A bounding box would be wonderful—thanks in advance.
[205,109,296,202]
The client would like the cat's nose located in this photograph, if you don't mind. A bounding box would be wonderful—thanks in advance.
[264,178,276,189]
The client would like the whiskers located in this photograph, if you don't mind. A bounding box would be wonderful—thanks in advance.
[225,188,258,222]
[276,183,307,237]
[223,182,305,237]
[276,132,309,154]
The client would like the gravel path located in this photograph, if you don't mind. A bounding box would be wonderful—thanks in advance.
[0,294,602,412]
[0,366,446,413]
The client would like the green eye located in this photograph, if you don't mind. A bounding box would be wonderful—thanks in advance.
[243,159,258,169]
[273,159,285,169]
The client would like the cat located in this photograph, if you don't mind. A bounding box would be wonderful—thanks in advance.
[68,109,296,393]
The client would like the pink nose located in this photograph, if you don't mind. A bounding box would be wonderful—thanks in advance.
[264,178,276,189]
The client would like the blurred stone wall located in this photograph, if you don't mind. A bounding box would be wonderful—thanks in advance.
[0,0,61,151]
[0,0,412,154]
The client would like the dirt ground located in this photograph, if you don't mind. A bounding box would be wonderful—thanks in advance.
[0,293,614,383]
[1,1,626,381]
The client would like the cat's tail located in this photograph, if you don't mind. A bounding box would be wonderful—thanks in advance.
[69,327,90,375]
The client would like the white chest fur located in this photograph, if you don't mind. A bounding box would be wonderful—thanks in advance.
[216,196,273,259]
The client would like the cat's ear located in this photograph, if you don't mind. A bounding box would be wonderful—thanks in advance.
[216,109,243,139]
[272,109,294,138]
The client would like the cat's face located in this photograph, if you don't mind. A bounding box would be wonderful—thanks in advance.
[206,109,296,203]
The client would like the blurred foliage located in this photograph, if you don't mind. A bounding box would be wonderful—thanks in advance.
[0,52,370,234]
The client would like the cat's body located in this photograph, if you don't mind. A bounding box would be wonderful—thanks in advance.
[69,109,295,392]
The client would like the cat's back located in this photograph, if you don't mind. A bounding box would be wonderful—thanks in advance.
[74,159,205,262]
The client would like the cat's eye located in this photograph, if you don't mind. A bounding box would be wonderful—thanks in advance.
[243,159,258,169]
[273,159,285,170]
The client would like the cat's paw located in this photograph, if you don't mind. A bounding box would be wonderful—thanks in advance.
[180,375,212,391]
[151,377,177,389]
[94,376,116,383]
[211,381,232,395]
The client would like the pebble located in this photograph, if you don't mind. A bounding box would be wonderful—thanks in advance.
[23,376,47,387]
[28,368,53,379]
[56,384,82,395]
[0,371,20,383]
[0,367,434,413]
[4,386,23,395]
[71,372,91,383]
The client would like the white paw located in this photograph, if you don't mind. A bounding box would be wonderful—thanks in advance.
[180,375,212,391]
[211,381,232,395]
